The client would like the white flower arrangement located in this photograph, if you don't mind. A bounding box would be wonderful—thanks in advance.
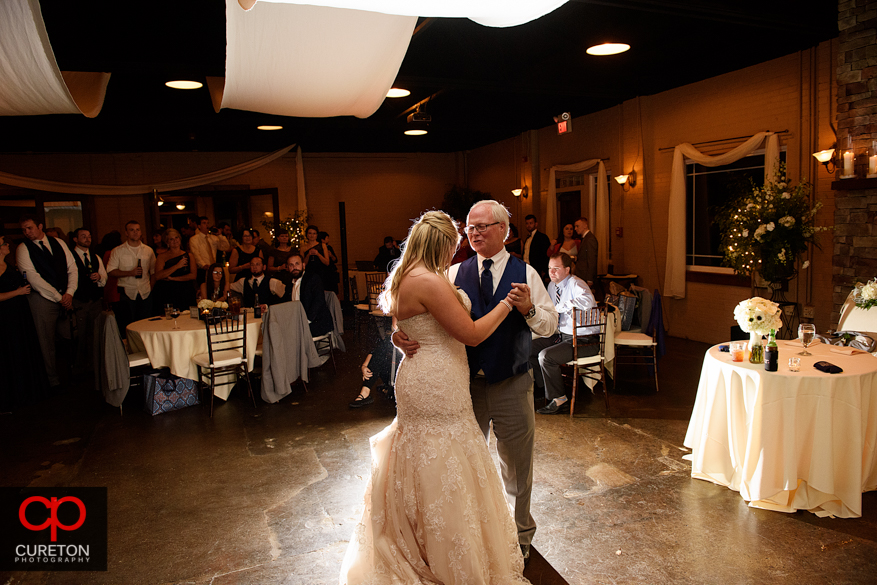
[855,278,877,310]
[734,296,783,336]
[198,299,229,310]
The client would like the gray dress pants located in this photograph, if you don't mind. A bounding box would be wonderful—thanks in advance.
[469,370,536,547]
[26,293,61,386]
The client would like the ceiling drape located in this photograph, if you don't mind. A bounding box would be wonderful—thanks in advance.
[547,159,609,274]
[664,131,779,299]
[0,144,295,196]
[0,0,109,117]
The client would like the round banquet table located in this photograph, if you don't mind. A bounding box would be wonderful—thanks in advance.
[126,310,262,401]
[683,340,877,518]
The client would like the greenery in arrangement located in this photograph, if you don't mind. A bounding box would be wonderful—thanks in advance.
[855,278,877,311]
[716,163,829,283]
[261,210,310,248]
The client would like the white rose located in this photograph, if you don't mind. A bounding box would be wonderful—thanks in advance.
[766,222,775,231]
[742,229,749,237]
[782,192,791,199]
[801,260,810,270]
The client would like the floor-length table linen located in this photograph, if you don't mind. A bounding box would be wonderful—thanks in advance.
[684,341,877,518]
[127,311,261,401]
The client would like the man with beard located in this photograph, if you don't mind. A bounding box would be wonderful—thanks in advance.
[229,255,284,313]
[281,253,333,337]
[71,227,107,374]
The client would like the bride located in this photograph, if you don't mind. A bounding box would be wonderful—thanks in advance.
[340,211,530,584]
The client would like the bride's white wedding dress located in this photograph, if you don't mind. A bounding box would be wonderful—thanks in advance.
[340,292,529,585]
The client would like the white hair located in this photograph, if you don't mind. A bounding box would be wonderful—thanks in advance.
[468,200,511,239]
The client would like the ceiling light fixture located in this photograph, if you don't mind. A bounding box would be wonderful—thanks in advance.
[586,43,630,56]
[614,169,637,192]
[257,125,283,131]
[386,87,410,98]
[511,186,529,198]
[812,148,837,173]
[176,203,186,210]
[165,80,203,90]
[405,109,430,136]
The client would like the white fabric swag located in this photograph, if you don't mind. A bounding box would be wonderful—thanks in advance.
[546,159,609,274]
[0,144,295,196]
[216,1,417,119]
[664,131,780,299]
[244,0,570,28]
[0,0,110,117]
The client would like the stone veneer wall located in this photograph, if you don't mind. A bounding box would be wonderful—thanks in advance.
[834,0,877,325]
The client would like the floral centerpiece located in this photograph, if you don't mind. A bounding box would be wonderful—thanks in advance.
[717,163,830,285]
[855,278,877,311]
[733,296,782,363]
[198,299,229,320]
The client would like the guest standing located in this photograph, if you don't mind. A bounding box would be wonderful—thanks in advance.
[301,224,331,279]
[0,236,49,410]
[152,228,196,311]
[70,227,108,374]
[107,220,155,331]
[504,223,523,259]
[16,215,78,389]
[522,214,550,281]
[188,216,213,285]
[573,217,598,287]
[373,236,401,272]
[317,231,339,293]
[228,229,263,282]
[266,229,294,273]
[547,223,579,258]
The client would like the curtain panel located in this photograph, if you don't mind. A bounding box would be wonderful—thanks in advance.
[0,144,295,196]
[547,159,609,274]
[664,131,779,299]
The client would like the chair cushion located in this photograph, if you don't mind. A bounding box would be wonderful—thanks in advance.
[567,354,604,366]
[192,350,244,368]
[615,331,656,346]
[312,333,331,342]
[128,351,151,368]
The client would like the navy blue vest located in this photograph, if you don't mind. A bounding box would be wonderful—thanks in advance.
[72,249,103,302]
[243,275,275,307]
[23,237,69,294]
[455,255,531,384]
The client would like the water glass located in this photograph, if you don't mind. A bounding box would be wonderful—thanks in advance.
[164,304,174,319]
[788,357,801,372]
[798,323,816,356]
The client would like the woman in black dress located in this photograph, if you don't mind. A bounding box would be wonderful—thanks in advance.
[0,236,49,411]
[152,229,197,311]
[301,225,331,284]
[228,229,264,282]
[317,231,339,293]
[504,222,523,259]
[267,229,294,274]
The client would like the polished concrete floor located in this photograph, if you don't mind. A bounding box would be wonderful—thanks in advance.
[2,325,876,585]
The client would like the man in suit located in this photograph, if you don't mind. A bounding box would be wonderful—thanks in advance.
[530,253,598,415]
[229,255,284,311]
[393,200,558,565]
[574,216,598,287]
[17,214,79,388]
[280,253,333,337]
[523,214,550,281]
[71,227,108,373]
[374,236,401,272]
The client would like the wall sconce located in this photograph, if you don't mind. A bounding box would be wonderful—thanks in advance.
[812,148,837,173]
[511,186,529,198]
[176,203,186,210]
[614,169,637,192]
[157,198,164,207]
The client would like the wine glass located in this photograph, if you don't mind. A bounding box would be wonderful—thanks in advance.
[798,323,816,356]
[171,308,181,330]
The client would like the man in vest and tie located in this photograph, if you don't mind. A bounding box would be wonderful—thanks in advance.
[394,200,558,566]
[530,253,598,415]
[229,255,284,312]
[17,214,79,389]
[71,227,108,373]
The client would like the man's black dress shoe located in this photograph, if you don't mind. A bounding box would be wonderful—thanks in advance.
[536,399,569,415]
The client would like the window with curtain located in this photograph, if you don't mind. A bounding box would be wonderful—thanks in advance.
[686,150,786,270]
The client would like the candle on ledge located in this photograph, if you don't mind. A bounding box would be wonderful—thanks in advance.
[843,151,854,176]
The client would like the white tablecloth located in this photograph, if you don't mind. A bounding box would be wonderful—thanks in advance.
[127,311,262,401]
[684,340,877,517]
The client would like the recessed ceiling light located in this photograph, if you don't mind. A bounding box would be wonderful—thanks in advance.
[386,87,411,98]
[586,43,630,56]
[165,80,203,90]
[404,129,428,136]
[257,125,283,131]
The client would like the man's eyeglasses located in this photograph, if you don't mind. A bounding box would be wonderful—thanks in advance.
[464,222,501,235]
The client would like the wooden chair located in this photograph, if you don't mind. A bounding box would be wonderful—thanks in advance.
[567,304,609,417]
[193,312,255,417]
[613,330,659,392]
[312,332,337,372]
[355,272,387,343]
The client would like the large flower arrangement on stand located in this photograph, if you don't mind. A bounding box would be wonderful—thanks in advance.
[855,278,877,311]
[734,296,782,363]
[717,163,829,286]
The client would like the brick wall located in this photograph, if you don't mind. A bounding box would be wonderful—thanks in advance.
[833,0,877,325]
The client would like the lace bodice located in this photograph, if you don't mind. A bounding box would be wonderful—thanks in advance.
[394,292,475,434]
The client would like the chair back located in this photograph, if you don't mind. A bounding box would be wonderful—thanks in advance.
[572,304,607,359]
[349,276,360,304]
[365,272,387,312]
[204,311,248,366]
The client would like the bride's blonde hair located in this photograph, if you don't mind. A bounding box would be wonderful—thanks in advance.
[379,210,466,315]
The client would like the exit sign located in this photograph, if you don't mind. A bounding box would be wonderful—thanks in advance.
[557,118,572,135]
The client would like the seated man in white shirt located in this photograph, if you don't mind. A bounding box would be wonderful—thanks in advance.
[530,253,598,415]
[229,256,284,312]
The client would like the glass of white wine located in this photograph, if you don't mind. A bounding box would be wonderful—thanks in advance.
[798,323,816,356]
